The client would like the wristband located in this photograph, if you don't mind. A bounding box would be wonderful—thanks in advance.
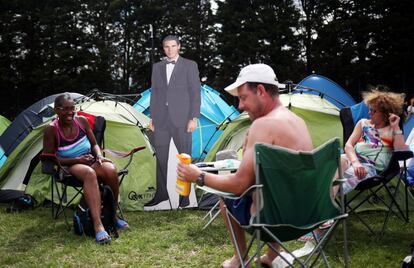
[392,129,403,136]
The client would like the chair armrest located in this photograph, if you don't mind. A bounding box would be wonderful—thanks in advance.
[104,146,146,171]
[195,162,215,168]
[104,146,146,158]
[40,153,57,175]
[332,179,347,187]
[197,184,260,200]
[378,150,413,179]
[393,150,414,161]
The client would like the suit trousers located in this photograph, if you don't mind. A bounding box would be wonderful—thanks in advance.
[152,119,192,206]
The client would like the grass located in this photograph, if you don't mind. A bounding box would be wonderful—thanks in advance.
[0,205,413,267]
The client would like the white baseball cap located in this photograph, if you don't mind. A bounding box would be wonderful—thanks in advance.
[224,63,285,96]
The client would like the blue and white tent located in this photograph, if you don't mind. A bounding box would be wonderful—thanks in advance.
[133,84,240,160]
[404,115,414,141]
[295,74,356,109]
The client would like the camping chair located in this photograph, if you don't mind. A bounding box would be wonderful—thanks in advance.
[339,107,413,236]
[41,114,145,228]
[199,138,348,267]
[197,149,238,230]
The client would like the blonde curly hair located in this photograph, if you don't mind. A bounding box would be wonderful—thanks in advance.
[363,88,405,116]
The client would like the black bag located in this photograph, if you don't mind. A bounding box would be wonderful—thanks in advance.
[73,185,118,238]
[6,194,37,213]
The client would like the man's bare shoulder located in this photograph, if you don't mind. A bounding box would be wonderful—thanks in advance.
[251,107,294,128]
[250,107,313,150]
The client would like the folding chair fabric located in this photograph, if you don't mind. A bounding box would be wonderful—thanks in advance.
[253,138,343,242]
[200,138,348,267]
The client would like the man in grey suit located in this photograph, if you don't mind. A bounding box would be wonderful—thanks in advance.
[145,35,201,208]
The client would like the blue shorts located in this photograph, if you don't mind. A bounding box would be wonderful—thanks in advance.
[224,195,252,226]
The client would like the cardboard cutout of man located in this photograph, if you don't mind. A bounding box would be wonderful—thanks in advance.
[145,35,200,208]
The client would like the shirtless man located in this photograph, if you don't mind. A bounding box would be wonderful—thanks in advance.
[177,64,313,267]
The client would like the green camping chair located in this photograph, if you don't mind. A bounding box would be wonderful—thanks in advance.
[40,115,145,228]
[199,138,348,267]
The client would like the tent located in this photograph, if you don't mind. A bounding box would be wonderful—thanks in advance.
[405,114,414,140]
[0,93,85,169]
[204,92,344,162]
[295,74,356,109]
[0,115,11,136]
[0,94,158,211]
[199,92,345,209]
[133,84,240,160]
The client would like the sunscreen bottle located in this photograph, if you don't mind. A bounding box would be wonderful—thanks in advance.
[176,153,192,196]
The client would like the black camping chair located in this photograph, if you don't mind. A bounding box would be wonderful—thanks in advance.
[339,107,413,236]
[41,115,145,228]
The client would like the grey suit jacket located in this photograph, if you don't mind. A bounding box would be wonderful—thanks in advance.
[150,56,201,129]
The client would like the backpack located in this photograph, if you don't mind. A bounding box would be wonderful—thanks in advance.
[6,194,37,213]
[73,185,118,238]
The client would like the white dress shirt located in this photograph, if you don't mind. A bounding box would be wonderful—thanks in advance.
[166,56,179,84]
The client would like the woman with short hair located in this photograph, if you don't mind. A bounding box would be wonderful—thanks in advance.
[43,93,129,244]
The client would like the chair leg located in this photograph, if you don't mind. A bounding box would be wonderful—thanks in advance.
[57,184,70,230]
[246,231,261,267]
[202,201,220,230]
[225,209,246,267]
[309,232,331,268]
[51,179,84,231]
[402,167,410,222]
[51,176,55,218]
[54,180,63,219]
[343,218,349,268]
[341,184,350,268]
[346,201,376,236]
[255,228,261,268]
[261,227,302,267]
[381,180,408,236]
[117,203,125,219]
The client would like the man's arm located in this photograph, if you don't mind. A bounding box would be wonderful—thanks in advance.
[149,64,158,131]
[188,61,201,119]
[344,120,366,179]
[178,119,274,195]
[186,61,200,133]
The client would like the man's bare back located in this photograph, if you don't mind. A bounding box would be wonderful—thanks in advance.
[249,105,313,151]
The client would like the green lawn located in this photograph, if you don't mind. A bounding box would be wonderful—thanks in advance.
[0,205,413,267]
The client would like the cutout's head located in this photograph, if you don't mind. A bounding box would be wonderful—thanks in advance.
[162,35,181,60]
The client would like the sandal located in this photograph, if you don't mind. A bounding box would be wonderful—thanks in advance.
[95,230,111,244]
[116,218,129,230]
[298,230,325,242]
[319,219,334,230]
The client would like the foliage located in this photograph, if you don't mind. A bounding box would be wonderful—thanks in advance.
[0,1,414,118]
[300,0,414,99]
[215,0,303,88]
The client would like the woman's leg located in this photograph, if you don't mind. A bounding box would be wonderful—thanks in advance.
[91,161,128,228]
[332,154,351,197]
[92,162,119,203]
[67,164,105,234]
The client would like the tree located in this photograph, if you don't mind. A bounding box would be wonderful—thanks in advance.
[214,0,304,95]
